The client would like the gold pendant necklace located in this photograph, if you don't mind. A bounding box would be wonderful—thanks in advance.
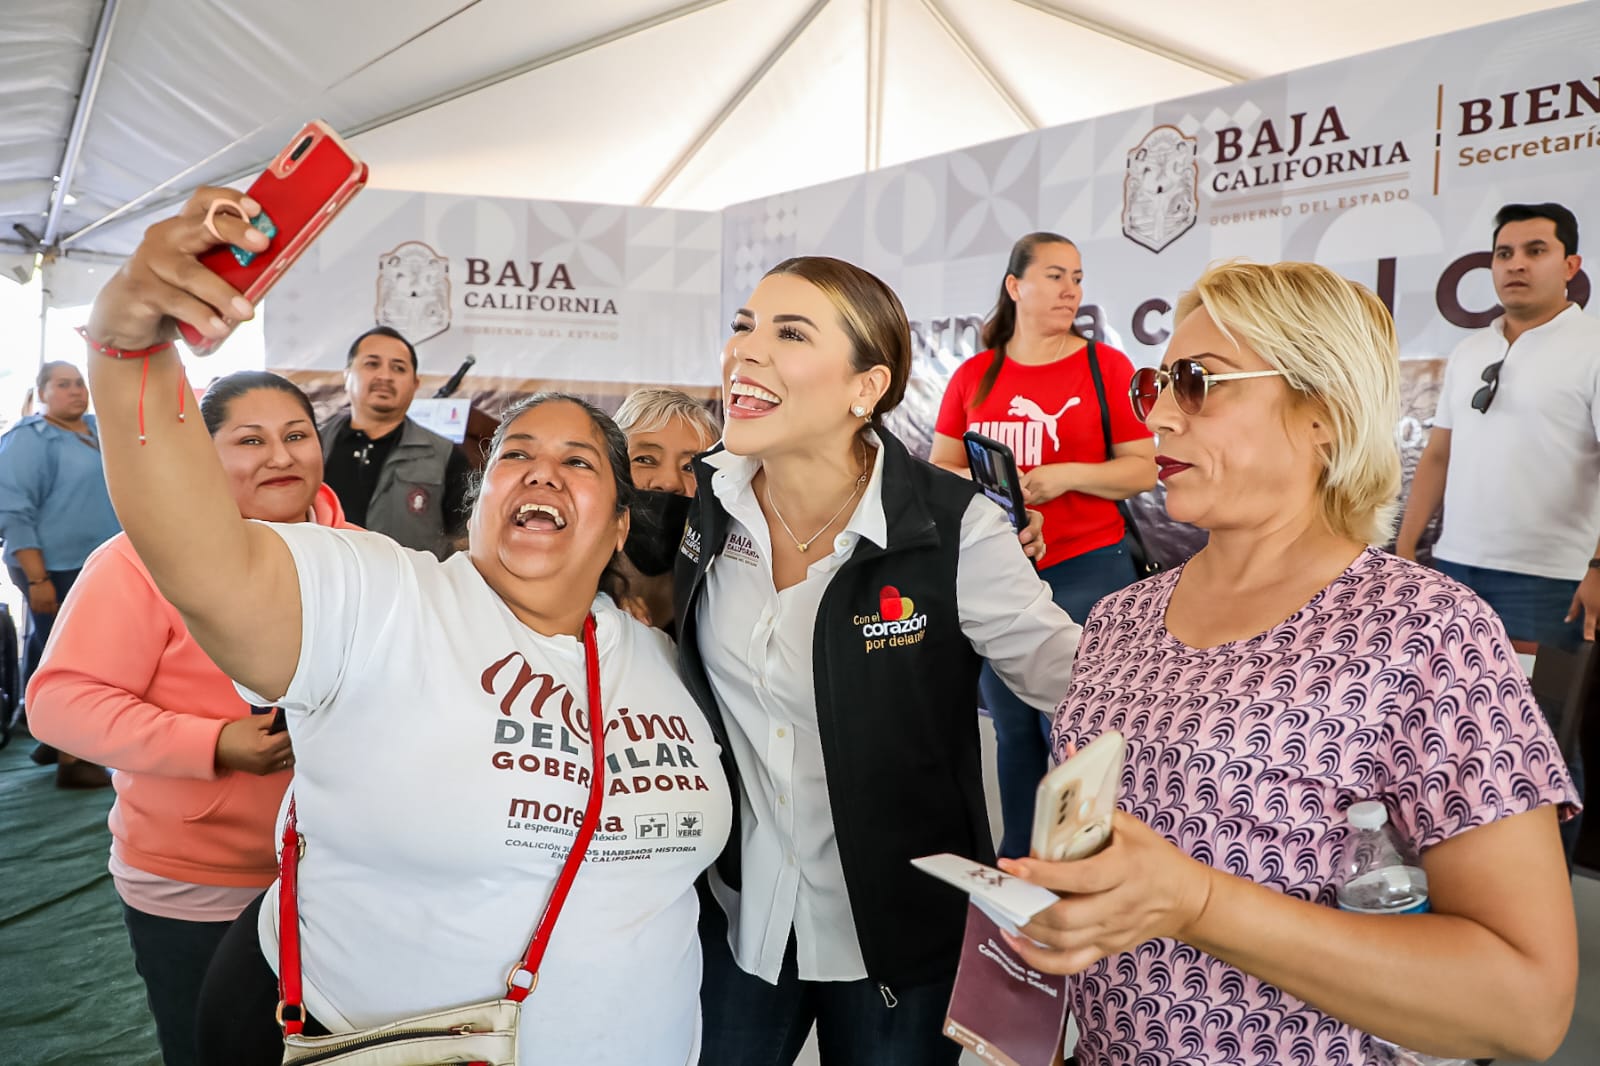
[767,470,869,553]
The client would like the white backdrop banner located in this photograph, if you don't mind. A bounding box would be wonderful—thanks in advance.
[720,3,1600,462]
[264,3,1598,477]
[267,189,723,398]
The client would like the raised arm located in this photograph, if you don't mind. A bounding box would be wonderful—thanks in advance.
[83,187,302,700]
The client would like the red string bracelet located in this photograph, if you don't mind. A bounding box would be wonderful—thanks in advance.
[74,327,175,360]
[75,326,185,445]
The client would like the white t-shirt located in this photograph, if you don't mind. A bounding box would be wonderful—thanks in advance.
[1432,304,1600,579]
[243,524,731,1066]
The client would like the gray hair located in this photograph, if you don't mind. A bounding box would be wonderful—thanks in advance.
[613,387,720,447]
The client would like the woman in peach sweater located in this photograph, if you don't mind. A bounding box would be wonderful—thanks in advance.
[28,371,358,1066]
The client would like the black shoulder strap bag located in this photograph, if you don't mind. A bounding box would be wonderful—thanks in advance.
[1084,340,1164,577]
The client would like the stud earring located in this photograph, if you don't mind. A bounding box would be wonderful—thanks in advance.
[851,405,868,418]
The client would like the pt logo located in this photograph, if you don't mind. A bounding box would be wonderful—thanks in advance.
[879,586,915,621]
[675,812,704,838]
[636,813,670,839]
[1007,394,1080,452]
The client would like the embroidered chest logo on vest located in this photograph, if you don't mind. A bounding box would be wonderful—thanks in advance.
[679,525,702,565]
[406,485,431,514]
[853,585,930,654]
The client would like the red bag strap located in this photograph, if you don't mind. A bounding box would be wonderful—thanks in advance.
[277,614,608,1033]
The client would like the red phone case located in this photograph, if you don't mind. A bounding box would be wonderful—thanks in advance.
[179,121,367,355]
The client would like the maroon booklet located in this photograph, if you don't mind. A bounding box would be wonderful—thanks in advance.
[943,902,1070,1066]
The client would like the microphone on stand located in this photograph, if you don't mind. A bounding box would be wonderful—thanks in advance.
[433,354,476,399]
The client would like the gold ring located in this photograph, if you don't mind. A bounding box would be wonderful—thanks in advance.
[203,199,249,244]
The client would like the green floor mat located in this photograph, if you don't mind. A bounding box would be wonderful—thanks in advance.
[0,737,162,1066]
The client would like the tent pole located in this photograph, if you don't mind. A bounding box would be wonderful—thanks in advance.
[867,0,886,171]
[643,0,833,206]
[42,0,121,250]
[61,0,733,251]
[1005,0,1243,83]
[920,0,1040,130]
[38,267,49,377]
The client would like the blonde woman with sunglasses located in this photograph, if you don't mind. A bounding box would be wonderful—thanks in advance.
[1001,260,1579,1066]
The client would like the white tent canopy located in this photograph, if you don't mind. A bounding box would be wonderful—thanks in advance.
[2,0,1585,271]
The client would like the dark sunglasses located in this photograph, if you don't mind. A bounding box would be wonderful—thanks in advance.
[1129,359,1284,422]
[1471,359,1504,414]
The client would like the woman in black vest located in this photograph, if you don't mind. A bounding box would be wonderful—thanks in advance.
[675,256,1082,1065]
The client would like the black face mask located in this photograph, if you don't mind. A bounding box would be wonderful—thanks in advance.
[624,489,693,577]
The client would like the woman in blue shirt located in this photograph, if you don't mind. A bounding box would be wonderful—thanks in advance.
[0,360,121,768]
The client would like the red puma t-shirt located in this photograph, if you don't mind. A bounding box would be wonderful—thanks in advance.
[935,343,1153,570]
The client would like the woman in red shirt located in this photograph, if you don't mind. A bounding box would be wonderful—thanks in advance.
[930,231,1156,858]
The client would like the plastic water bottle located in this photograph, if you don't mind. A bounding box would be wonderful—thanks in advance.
[1335,801,1469,1066]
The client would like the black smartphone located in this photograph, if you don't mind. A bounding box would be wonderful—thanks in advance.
[962,431,1029,532]
[252,705,288,735]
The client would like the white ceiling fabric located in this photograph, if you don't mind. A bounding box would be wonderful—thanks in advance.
[2,0,1586,266]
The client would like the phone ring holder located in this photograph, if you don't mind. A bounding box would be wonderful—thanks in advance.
[203,199,249,244]
[204,200,278,267]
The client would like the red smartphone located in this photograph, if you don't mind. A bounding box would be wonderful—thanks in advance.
[179,120,368,355]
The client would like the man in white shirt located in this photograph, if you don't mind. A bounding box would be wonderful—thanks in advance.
[1397,203,1600,652]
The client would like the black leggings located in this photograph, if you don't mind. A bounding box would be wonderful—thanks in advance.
[195,893,328,1066]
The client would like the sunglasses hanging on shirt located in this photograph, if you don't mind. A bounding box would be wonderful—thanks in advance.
[1471,358,1505,413]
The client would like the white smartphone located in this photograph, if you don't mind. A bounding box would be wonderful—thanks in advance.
[1030,730,1126,862]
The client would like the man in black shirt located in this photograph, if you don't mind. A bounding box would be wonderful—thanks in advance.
[320,327,471,557]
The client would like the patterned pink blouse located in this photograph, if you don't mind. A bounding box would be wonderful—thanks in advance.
[1050,548,1579,1066]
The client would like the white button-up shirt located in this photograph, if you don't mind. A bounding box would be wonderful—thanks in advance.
[695,437,1081,982]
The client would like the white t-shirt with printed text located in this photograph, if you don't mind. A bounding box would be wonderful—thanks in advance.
[242,523,731,1066]
[1432,304,1600,579]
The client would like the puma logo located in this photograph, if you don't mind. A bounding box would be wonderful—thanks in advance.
[1007,395,1081,451]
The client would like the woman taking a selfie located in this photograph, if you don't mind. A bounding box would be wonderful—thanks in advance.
[27,372,352,1066]
[1004,261,1579,1065]
[676,255,1081,1065]
[78,186,731,1066]
[929,232,1156,860]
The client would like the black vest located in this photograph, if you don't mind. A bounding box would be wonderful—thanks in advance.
[319,413,456,559]
[675,429,991,985]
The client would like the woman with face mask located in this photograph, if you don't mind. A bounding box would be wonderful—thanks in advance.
[676,256,1081,1065]
[0,360,122,762]
[70,185,731,1066]
[615,387,720,631]
[27,371,354,1066]
[929,232,1158,861]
